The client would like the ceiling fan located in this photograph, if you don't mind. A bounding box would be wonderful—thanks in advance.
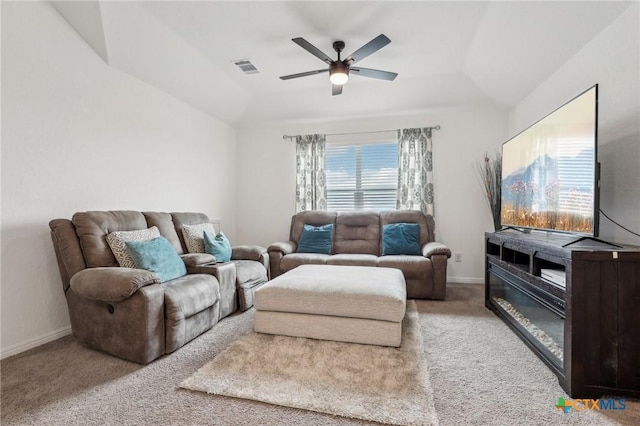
[280,34,398,96]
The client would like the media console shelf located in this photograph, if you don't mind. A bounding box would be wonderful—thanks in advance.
[485,230,640,398]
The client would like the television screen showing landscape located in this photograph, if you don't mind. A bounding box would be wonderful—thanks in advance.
[501,86,597,235]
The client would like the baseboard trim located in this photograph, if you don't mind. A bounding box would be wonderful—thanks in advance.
[1,326,72,360]
[447,276,484,284]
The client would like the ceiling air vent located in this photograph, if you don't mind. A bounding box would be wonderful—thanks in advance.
[233,59,259,75]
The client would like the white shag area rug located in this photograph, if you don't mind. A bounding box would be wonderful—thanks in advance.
[180,300,438,426]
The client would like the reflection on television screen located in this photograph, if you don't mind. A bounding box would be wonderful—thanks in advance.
[501,85,598,236]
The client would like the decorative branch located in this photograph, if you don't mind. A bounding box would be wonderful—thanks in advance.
[476,152,502,231]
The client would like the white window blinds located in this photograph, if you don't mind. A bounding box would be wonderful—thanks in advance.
[325,132,398,211]
[557,137,595,215]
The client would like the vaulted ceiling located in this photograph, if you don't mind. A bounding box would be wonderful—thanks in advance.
[52,1,634,126]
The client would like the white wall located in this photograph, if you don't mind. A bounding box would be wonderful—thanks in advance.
[509,3,640,246]
[0,2,238,357]
[236,106,509,283]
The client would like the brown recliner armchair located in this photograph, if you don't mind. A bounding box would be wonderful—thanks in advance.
[49,210,268,364]
[268,210,451,299]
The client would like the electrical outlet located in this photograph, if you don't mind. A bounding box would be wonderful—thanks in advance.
[455,252,463,262]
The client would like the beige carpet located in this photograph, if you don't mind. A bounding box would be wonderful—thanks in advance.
[181,301,438,426]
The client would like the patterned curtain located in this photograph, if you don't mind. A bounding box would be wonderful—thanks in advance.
[295,134,327,212]
[396,128,435,216]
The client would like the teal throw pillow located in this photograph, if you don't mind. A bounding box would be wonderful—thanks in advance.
[125,236,187,283]
[204,231,232,262]
[297,224,333,254]
[382,223,422,256]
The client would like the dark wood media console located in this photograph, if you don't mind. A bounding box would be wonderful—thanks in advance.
[484,230,640,398]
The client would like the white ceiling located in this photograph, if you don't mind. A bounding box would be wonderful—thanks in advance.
[52,1,634,126]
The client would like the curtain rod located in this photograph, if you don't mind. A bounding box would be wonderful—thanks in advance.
[282,125,441,140]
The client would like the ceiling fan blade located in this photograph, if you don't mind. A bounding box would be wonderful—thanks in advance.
[350,67,398,81]
[292,38,334,65]
[344,34,391,64]
[332,84,343,96]
[280,69,329,80]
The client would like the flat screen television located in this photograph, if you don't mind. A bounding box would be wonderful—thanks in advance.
[501,85,599,236]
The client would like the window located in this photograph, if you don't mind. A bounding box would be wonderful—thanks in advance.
[325,133,398,211]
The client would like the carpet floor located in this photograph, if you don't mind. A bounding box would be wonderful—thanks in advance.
[1,283,638,425]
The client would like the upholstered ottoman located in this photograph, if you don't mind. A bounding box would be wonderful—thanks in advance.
[253,264,406,347]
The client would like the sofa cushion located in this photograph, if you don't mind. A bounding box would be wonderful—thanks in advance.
[163,274,219,320]
[143,211,184,254]
[72,211,148,268]
[377,255,432,279]
[163,274,220,353]
[126,237,187,283]
[334,211,380,255]
[182,223,216,253]
[296,224,333,254]
[106,226,161,268]
[233,260,268,286]
[326,254,378,267]
[382,223,422,255]
[280,253,330,273]
[204,231,232,262]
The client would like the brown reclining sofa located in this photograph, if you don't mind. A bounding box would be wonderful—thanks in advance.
[268,210,451,299]
[49,210,268,364]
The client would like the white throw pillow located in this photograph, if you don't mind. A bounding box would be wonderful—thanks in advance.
[182,223,216,253]
[106,226,161,268]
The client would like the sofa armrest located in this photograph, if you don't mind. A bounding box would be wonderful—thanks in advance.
[180,253,217,267]
[70,267,160,302]
[268,241,297,255]
[422,242,452,259]
[267,241,296,279]
[232,245,267,261]
[430,254,448,300]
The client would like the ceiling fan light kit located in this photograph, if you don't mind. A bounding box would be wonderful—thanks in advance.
[280,34,397,95]
[329,63,349,85]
